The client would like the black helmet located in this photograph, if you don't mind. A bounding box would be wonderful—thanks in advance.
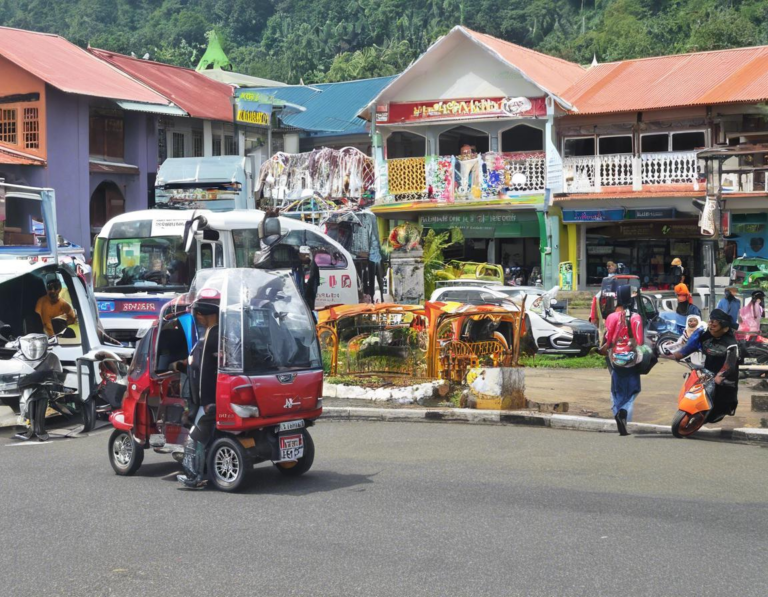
[190,287,220,316]
[751,290,765,301]
[708,308,732,328]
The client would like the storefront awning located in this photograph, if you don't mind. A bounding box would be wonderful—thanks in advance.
[114,100,188,116]
[89,159,140,175]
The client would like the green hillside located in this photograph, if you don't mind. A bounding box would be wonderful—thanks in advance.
[1,0,766,84]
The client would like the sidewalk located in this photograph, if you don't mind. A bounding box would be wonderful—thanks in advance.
[321,359,768,445]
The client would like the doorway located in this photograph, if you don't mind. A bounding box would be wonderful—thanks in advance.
[90,181,125,236]
[438,126,489,156]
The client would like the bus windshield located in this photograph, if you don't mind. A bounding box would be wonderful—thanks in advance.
[93,235,194,293]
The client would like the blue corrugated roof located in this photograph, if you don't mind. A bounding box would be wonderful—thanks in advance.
[253,76,396,135]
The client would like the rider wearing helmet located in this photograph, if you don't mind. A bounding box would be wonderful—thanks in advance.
[172,287,220,489]
[672,308,739,420]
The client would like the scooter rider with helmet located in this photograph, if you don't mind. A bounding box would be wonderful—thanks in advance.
[671,308,739,421]
[172,288,220,489]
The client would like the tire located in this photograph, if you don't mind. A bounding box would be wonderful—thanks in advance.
[671,409,707,438]
[207,436,250,492]
[108,429,144,475]
[81,398,96,433]
[274,430,315,477]
[521,317,537,356]
[655,333,679,357]
[578,348,592,357]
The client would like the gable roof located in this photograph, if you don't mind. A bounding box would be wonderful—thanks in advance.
[256,76,396,134]
[89,48,235,122]
[461,27,586,98]
[362,26,585,117]
[0,27,171,105]
[564,45,768,114]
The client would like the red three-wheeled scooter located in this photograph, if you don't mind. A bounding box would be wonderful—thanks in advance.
[107,268,323,492]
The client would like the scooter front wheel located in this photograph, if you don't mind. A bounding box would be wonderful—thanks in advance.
[108,429,144,475]
[671,409,707,438]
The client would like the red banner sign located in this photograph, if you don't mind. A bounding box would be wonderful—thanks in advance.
[379,97,546,124]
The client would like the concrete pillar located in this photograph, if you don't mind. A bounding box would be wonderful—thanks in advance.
[284,133,300,154]
[203,120,213,156]
[568,223,579,289]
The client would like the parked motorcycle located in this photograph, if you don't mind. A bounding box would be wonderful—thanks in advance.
[0,319,78,441]
[671,360,737,438]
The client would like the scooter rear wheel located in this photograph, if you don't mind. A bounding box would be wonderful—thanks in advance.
[207,437,249,492]
[671,410,707,438]
[274,430,315,477]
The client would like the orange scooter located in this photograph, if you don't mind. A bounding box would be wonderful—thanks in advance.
[672,360,736,438]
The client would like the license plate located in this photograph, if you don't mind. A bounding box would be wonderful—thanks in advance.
[744,358,757,365]
[278,434,304,461]
[278,420,305,432]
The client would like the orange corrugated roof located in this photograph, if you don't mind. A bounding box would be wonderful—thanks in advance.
[0,27,171,104]
[462,27,586,98]
[0,146,45,166]
[89,48,235,122]
[564,45,768,114]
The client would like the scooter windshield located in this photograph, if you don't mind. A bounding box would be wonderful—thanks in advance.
[216,268,321,374]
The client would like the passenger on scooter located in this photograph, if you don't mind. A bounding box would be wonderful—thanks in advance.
[35,278,77,337]
[671,309,739,420]
[171,288,220,489]
[673,283,701,319]
[663,315,706,366]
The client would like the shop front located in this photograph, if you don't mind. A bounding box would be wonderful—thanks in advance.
[561,204,712,288]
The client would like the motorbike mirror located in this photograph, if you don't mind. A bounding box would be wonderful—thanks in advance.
[183,215,208,254]
[51,318,68,335]
[550,298,557,306]
[61,327,77,339]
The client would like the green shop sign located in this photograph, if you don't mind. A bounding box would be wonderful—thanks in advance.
[419,211,539,238]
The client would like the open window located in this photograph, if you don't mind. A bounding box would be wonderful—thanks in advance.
[563,137,595,157]
[438,126,489,155]
[501,124,544,152]
[386,131,426,159]
[598,135,633,155]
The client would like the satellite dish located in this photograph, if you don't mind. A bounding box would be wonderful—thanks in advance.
[511,173,527,186]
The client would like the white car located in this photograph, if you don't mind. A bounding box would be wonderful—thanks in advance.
[429,286,598,356]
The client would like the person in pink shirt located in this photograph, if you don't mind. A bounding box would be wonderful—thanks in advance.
[599,285,643,436]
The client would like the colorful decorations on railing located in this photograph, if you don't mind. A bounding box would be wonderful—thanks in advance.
[379,151,545,204]
[257,147,375,207]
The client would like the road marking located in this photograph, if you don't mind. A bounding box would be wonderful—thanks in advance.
[5,441,57,447]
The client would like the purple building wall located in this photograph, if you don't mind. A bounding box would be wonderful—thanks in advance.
[0,86,159,255]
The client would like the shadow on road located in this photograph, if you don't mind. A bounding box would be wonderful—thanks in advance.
[240,468,379,496]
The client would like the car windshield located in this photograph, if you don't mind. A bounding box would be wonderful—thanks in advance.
[217,269,321,374]
[94,236,193,292]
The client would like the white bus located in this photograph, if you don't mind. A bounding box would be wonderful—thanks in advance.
[92,209,359,344]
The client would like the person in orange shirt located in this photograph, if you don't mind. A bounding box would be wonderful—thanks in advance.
[35,278,77,337]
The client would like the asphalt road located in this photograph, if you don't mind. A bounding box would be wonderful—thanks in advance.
[0,420,766,597]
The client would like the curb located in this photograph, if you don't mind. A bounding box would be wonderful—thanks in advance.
[321,407,768,445]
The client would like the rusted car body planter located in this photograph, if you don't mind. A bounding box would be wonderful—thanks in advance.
[317,301,526,408]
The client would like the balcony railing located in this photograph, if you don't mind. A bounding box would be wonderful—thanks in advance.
[564,151,700,193]
[376,152,545,204]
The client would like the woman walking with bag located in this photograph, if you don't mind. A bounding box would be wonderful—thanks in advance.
[599,285,643,436]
